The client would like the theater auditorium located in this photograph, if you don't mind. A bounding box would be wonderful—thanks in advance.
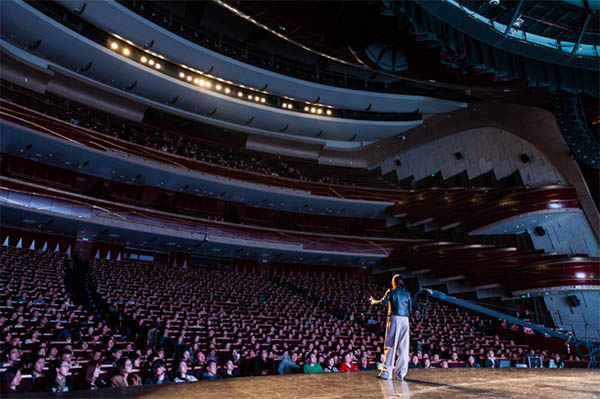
[0,1,598,398]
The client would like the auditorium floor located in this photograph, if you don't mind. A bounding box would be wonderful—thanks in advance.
[9,369,600,398]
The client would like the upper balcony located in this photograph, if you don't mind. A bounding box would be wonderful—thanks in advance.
[0,0,469,149]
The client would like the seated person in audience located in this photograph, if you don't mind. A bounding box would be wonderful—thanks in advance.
[201,360,222,380]
[90,350,103,363]
[358,355,372,370]
[338,352,359,372]
[43,360,72,393]
[549,353,565,369]
[60,349,78,368]
[278,351,300,375]
[449,352,460,362]
[324,357,338,373]
[110,357,142,387]
[484,351,496,368]
[76,361,106,390]
[29,356,45,387]
[409,355,423,369]
[206,348,219,363]
[440,360,449,369]
[193,351,206,368]
[303,353,323,374]
[220,360,236,378]
[174,360,198,382]
[229,349,242,367]
[250,350,272,376]
[1,346,21,367]
[465,355,480,368]
[376,353,385,371]
[109,348,123,365]
[423,359,433,369]
[0,366,22,394]
[144,360,171,385]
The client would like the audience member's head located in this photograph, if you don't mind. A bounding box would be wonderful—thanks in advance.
[0,366,22,394]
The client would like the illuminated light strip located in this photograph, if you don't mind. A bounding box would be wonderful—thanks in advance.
[105,36,356,119]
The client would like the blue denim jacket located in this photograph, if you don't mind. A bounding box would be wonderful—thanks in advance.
[378,288,412,317]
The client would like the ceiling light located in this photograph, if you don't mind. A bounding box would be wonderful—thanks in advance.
[205,82,212,88]
[110,42,118,50]
[225,88,231,94]
[199,79,205,86]
[304,106,309,112]
[155,63,161,69]
[287,104,293,109]
[248,94,253,99]
[148,59,155,66]
[187,75,192,81]
[179,72,185,78]
[194,78,200,84]
[141,56,148,63]
[282,103,287,108]
[317,109,322,114]
[326,110,332,115]
[261,98,266,103]
[254,96,260,102]
[575,272,586,279]
[310,107,316,113]
[216,84,222,90]
[238,92,243,97]
[122,48,130,56]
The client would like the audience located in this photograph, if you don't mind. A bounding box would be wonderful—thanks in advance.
[43,360,72,393]
[302,353,323,374]
[110,358,141,388]
[0,366,22,394]
[485,350,497,368]
[201,360,221,381]
[465,355,480,368]
[144,360,171,385]
[0,80,395,189]
[278,352,300,375]
[173,360,198,382]
[0,245,583,396]
[76,362,105,390]
[338,353,359,372]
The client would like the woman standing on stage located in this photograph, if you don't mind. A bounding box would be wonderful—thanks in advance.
[369,274,412,380]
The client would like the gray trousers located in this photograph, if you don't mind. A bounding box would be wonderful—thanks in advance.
[379,315,409,379]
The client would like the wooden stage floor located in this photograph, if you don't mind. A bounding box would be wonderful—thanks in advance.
[9,369,600,399]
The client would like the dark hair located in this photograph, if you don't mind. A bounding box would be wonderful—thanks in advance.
[30,355,46,371]
[3,346,19,359]
[150,360,166,379]
[59,349,73,359]
[115,358,130,376]
[175,360,188,379]
[392,274,405,288]
[0,366,21,393]
[83,361,100,383]
[206,360,217,369]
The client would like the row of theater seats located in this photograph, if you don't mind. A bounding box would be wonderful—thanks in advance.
[1,245,587,394]
[0,80,396,190]
[1,154,392,238]
[89,256,579,368]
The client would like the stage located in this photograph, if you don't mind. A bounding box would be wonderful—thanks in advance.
[9,369,599,398]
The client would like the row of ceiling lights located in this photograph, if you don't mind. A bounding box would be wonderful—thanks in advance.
[108,40,336,117]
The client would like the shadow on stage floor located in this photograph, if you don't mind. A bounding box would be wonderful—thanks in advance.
[5,368,599,399]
